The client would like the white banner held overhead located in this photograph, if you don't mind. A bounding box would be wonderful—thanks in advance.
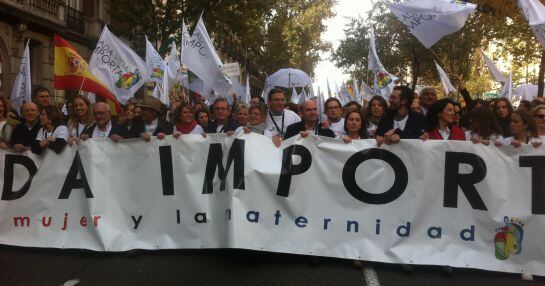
[181,16,232,98]
[223,63,241,77]
[145,36,166,84]
[0,136,545,276]
[89,26,149,104]
[517,0,545,50]
[368,29,398,100]
[434,61,457,95]
[387,0,477,49]
[10,40,31,112]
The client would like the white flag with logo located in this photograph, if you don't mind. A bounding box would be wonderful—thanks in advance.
[481,51,508,83]
[500,73,514,100]
[145,36,166,84]
[361,80,375,101]
[89,26,149,104]
[368,29,398,100]
[10,40,31,112]
[353,76,360,102]
[434,61,457,95]
[387,0,476,49]
[181,16,232,99]
[517,0,545,50]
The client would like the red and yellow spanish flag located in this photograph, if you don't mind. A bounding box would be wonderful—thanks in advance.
[54,34,121,113]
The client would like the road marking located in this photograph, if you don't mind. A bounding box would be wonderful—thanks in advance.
[363,266,381,286]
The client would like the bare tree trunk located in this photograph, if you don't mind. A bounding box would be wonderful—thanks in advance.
[411,45,418,91]
[538,51,545,98]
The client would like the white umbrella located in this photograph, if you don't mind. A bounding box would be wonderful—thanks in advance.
[265,68,312,88]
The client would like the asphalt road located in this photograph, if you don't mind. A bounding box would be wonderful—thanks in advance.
[0,245,542,286]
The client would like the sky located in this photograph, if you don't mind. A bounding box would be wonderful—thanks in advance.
[313,0,374,94]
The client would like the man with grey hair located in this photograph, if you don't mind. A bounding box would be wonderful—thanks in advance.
[81,102,129,142]
[419,86,437,116]
[204,97,240,133]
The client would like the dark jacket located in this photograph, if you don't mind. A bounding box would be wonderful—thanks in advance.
[204,118,240,134]
[284,121,335,139]
[496,117,511,138]
[8,121,41,147]
[129,118,173,138]
[83,121,131,139]
[376,110,427,139]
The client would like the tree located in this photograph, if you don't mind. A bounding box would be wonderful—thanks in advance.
[108,0,335,80]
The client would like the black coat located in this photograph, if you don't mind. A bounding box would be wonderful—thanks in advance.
[284,121,335,139]
[83,121,131,139]
[129,118,173,138]
[376,110,427,139]
[8,121,41,147]
[204,118,240,134]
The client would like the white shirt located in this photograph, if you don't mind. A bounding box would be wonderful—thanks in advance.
[145,119,159,134]
[328,118,346,137]
[265,109,301,138]
[36,125,69,141]
[92,121,113,138]
[69,123,86,138]
[394,114,409,131]
[438,127,451,140]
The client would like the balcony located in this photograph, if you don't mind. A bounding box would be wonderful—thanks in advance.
[7,0,64,21]
[65,6,85,34]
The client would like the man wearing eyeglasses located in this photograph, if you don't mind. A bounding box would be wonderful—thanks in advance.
[265,88,301,139]
[321,97,346,137]
[204,98,240,134]
[419,86,437,116]
[80,102,129,142]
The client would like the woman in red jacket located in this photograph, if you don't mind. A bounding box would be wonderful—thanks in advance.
[425,98,466,141]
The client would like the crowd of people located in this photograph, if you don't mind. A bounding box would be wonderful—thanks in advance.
[1,81,545,156]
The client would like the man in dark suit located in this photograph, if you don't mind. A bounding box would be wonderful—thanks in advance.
[8,102,41,152]
[81,102,129,142]
[204,98,240,134]
[130,96,172,141]
[284,100,335,139]
[376,85,426,145]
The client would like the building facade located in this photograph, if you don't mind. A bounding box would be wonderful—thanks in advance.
[0,0,110,102]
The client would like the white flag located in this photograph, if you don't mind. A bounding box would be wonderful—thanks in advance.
[353,76,360,102]
[517,0,545,50]
[89,26,149,104]
[332,80,342,103]
[361,80,375,101]
[387,0,477,49]
[482,51,508,83]
[145,36,166,84]
[166,42,180,82]
[161,55,170,107]
[152,83,161,99]
[182,16,232,99]
[298,88,306,105]
[434,61,457,95]
[10,40,31,112]
[243,74,251,104]
[291,87,298,104]
[368,29,398,100]
[500,73,514,100]
[317,86,325,123]
[181,21,191,61]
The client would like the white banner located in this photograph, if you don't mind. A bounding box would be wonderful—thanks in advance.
[388,0,477,49]
[10,40,31,112]
[482,51,508,83]
[89,26,149,104]
[181,17,232,98]
[368,29,398,100]
[1,135,545,276]
[435,61,457,95]
[145,36,166,84]
[518,0,545,50]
